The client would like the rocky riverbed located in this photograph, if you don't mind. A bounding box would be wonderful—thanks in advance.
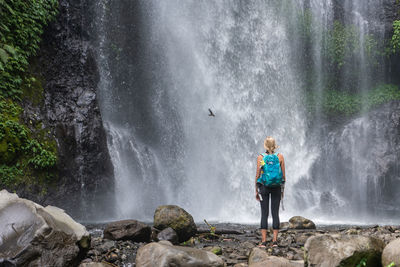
[82,223,400,267]
[2,192,399,267]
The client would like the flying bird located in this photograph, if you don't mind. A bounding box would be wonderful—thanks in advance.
[208,108,215,117]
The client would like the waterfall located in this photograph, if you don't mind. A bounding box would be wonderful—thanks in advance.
[291,0,393,223]
[94,0,315,222]
[94,0,398,223]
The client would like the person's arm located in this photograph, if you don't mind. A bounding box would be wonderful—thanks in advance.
[279,154,286,182]
[255,154,263,200]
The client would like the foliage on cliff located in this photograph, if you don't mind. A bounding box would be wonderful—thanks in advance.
[391,20,400,54]
[306,84,400,115]
[326,21,381,69]
[0,0,58,188]
[294,8,400,117]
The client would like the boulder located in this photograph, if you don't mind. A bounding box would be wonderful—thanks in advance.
[382,238,400,267]
[288,216,316,229]
[250,256,303,267]
[103,220,151,242]
[79,263,111,267]
[0,190,90,266]
[157,227,179,245]
[280,222,290,229]
[248,248,269,265]
[304,234,385,267]
[248,248,303,267]
[153,205,197,242]
[135,241,225,267]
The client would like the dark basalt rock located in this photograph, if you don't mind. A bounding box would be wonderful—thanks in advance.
[103,220,151,242]
[157,227,179,245]
[20,0,115,220]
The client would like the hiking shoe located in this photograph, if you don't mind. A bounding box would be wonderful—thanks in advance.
[271,241,278,247]
[258,241,268,248]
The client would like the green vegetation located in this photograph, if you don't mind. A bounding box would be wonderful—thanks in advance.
[0,97,57,187]
[326,21,381,69]
[0,0,58,188]
[307,84,400,115]
[391,20,400,54]
[294,9,399,116]
[355,257,367,267]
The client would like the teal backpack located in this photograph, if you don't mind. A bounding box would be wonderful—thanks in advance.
[257,152,283,187]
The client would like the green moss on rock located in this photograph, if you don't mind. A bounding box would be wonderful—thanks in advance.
[0,0,59,189]
[154,205,197,242]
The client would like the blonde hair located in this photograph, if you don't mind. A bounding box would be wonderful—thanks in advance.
[264,136,279,154]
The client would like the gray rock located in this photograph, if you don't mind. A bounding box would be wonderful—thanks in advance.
[382,238,400,267]
[249,256,304,267]
[280,222,290,229]
[241,241,255,249]
[103,220,151,242]
[304,234,385,267]
[98,240,116,253]
[153,205,197,242]
[288,216,316,229]
[0,190,90,266]
[295,233,312,244]
[135,242,225,267]
[157,227,179,245]
[158,240,173,246]
[248,248,269,265]
[79,263,110,267]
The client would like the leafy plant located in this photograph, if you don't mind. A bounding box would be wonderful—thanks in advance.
[204,219,216,234]
[326,21,380,69]
[0,0,58,99]
[306,84,400,115]
[391,20,400,54]
[0,43,16,70]
[0,0,58,186]
[356,258,367,267]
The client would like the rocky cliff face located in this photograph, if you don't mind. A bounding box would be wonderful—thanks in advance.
[28,0,114,220]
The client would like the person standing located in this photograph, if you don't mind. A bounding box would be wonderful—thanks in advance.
[255,136,286,247]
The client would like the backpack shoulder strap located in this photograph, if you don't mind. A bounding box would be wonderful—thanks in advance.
[261,153,267,157]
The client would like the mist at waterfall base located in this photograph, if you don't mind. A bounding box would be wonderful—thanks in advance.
[94,0,400,224]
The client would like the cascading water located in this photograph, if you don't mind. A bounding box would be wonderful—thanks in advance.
[95,0,314,222]
[94,0,398,223]
[291,0,396,223]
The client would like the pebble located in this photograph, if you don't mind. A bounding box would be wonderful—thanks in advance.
[84,223,400,266]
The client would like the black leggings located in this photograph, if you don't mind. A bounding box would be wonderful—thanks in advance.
[259,184,281,230]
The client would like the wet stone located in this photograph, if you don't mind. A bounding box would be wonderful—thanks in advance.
[81,222,400,267]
